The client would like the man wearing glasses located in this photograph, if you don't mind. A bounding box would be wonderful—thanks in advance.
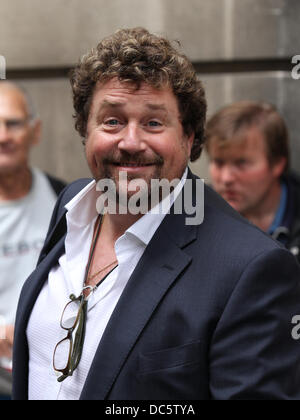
[0,81,65,399]
[13,28,300,400]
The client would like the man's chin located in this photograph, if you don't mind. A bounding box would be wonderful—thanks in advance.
[229,200,250,215]
[0,160,25,176]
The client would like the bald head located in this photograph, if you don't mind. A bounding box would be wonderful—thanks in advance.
[0,81,41,175]
[0,81,35,120]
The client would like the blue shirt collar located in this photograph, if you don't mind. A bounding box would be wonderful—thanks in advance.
[268,181,288,235]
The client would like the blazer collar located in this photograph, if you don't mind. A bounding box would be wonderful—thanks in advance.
[38,212,67,265]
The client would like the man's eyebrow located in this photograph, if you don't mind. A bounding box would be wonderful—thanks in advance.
[98,101,168,111]
[94,100,125,121]
[99,100,126,109]
[146,103,168,112]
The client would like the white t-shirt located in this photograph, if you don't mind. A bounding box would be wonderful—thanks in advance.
[0,168,57,326]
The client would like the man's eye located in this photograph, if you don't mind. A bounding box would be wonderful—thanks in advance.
[7,119,23,129]
[148,120,162,128]
[236,160,248,167]
[213,159,224,167]
[105,119,119,126]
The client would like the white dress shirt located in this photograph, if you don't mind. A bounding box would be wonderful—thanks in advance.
[27,169,187,400]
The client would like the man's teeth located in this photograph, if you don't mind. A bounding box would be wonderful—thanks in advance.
[115,163,152,167]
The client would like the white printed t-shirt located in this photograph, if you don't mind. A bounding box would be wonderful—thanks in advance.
[0,168,57,326]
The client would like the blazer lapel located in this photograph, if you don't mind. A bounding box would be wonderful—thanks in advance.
[37,208,67,264]
[17,210,68,323]
[15,235,66,334]
[18,178,94,321]
[14,206,68,363]
[13,235,66,399]
[80,207,198,400]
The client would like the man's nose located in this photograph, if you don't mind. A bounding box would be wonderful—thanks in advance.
[0,121,10,142]
[117,122,146,154]
[219,165,236,184]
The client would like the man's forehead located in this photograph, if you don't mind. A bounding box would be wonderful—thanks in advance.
[210,128,266,157]
[93,78,173,103]
[0,84,28,116]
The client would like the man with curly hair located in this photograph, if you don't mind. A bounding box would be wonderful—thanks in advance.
[13,28,300,400]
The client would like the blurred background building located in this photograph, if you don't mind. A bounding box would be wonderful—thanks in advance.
[1,0,299,183]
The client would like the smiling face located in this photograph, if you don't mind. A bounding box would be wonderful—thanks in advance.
[209,126,286,215]
[85,78,194,200]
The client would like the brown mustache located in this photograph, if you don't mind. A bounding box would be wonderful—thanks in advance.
[103,152,164,166]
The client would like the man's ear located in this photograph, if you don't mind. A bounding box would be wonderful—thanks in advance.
[186,132,195,158]
[272,156,287,179]
[30,119,42,146]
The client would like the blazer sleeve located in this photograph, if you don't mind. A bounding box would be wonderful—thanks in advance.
[210,247,300,400]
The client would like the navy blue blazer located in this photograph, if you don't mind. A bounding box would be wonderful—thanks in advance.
[13,171,300,400]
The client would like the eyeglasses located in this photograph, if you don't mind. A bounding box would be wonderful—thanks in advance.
[53,288,93,383]
[0,118,29,133]
[53,215,104,382]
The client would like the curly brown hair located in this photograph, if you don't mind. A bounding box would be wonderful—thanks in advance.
[70,27,207,162]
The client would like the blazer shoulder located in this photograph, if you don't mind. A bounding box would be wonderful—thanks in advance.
[187,171,281,256]
[45,173,67,196]
[204,183,249,225]
[45,178,93,235]
[201,182,285,260]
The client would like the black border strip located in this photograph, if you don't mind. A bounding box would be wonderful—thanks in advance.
[4,58,292,80]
